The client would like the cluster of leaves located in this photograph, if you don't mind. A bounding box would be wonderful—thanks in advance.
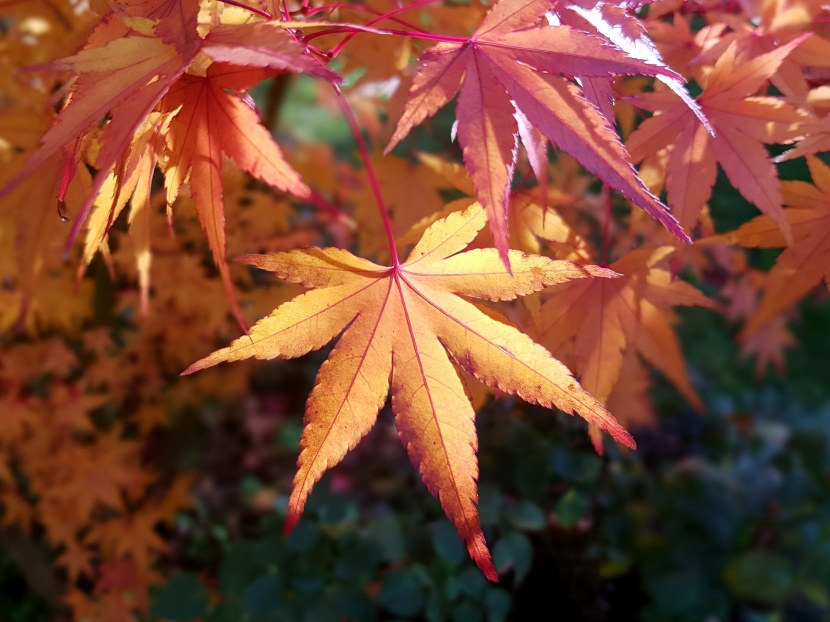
[143,308,830,622]
[1,0,829,619]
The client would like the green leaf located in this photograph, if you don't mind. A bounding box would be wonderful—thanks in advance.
[451,600,482,622]
[335,588,376,622]
[377,569,426,617]
[549,449,602,485]
[432,521,465,567]
[424,588,449,622]
[242,574,282,617]
[286,522,320,553]
[723,552,794,604]
[556,489,590,529]
[483,588,512,622]
[477,486,502,527]
[277,421,303,449]
[507,500,545,531]
[367,517,406,563]
[151,573,209,621]
[492,533,532,584]
[333,535,382,581]
[219,542,258,593]
[206,602,243,622]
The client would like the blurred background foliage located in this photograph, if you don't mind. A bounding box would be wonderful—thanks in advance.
[1,68,828,622]
[2,4,830,621]
[0,72,828,622]
[141,290,830,622]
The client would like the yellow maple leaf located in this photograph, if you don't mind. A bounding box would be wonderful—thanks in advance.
[183,202,633,579]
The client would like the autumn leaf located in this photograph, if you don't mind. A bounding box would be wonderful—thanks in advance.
[740,314,796,375]
[182,202,633,579]
[1,14,197,244]
[0,4,337,301]
[693,5,830,104]
[712,156,830,336]
[626,37,810,244]
[530,246,710,451]
[157,63,312,325]
[558,1,710,132]
[410,152,596,261]
[386,0,689,263]
[776,113,830,162]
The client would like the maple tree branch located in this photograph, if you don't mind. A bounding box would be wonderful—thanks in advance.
[337,94,399,267]
[320,0,440,59]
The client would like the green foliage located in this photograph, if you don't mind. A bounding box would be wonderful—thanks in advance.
[149,296,830,621]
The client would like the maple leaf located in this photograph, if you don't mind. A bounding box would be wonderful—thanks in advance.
[410,152,598,261]
[605,352,656,429]
[386,0,689,263]
[530,246,710,450]
[693,4,830,104]
[646,13,723,83]
[626,37,810,244]
[740,313,796,376]
[776,113,830,162]
[183,202,633,579]
[158,63,312,325]
[557,1,709,132]
[0,5,337,307]
[712,156,830,335]
[347,151,449,260]
[56,538,94,583]
[1,16,198,244]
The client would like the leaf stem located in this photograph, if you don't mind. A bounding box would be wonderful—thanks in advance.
[324,0,440,59]
[337,94,399,267]
[307,2,429,32]
[304,25,468,47]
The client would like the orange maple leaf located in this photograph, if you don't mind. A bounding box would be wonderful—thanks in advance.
[740,313,796,375]
[1,4,336,314]
[386,0,688,263]
[713,156,830,335]
[530,247,711,450]
[157,63,311,324]
[776,113,830,162]
[183,202,633,579]
[693,4,830,103]
[626,38,810,244]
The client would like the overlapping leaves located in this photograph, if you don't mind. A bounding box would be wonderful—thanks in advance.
[183,203,634,578]
[387,0,690,262]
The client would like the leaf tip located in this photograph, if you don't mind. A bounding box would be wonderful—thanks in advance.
[585,265,621,279]
[616,427,636,450]
[469,537,498,582]
[180,353,222,376]
[284,510,300,536]
[179,364,199,376]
